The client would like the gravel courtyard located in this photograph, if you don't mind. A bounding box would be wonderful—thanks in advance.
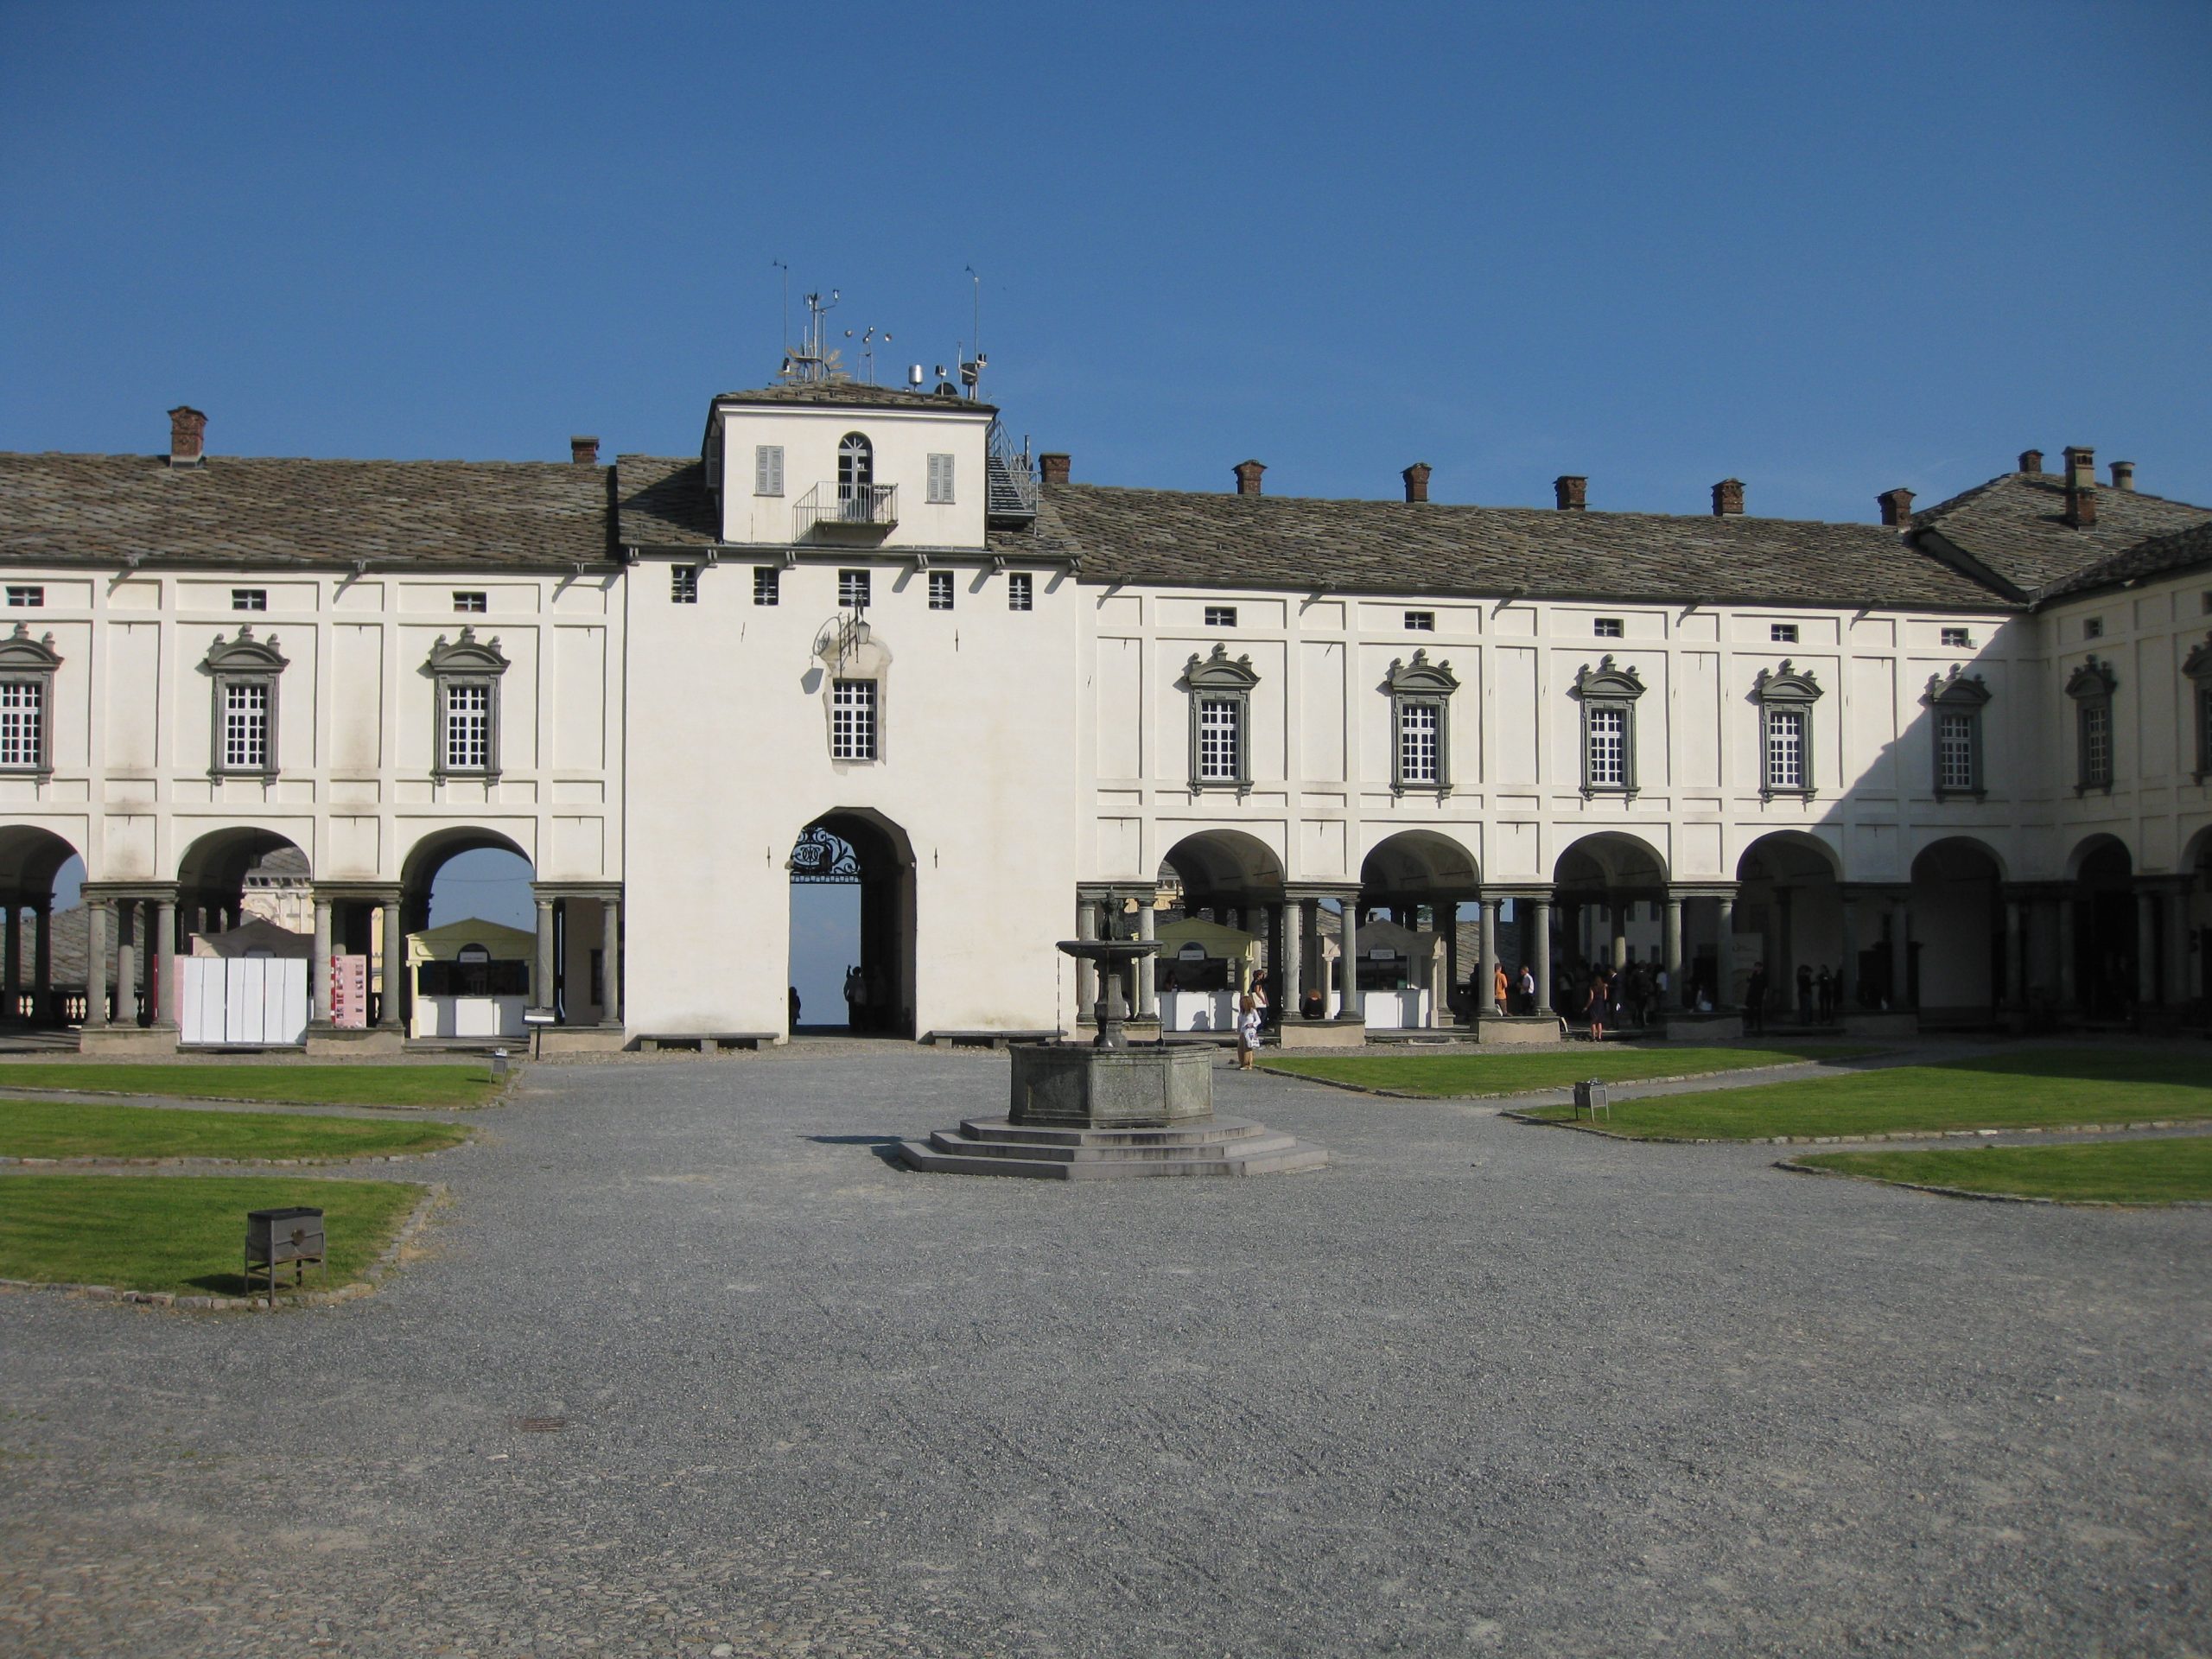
[3,1049,2207,1656]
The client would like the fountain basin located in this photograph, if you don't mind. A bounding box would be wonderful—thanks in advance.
[1009,1039,1214,1129]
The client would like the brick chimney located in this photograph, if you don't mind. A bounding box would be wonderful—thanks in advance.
[2018,448,2044,474]
[1554,474,1587,511]
[1039,452,1071,486]
[2063,445,2097,528]
[1712,478,1745,517]
[1401,462,1431,504]
[1233,460,1266,497]
[168,405,207,467]
[2109,460,2135,492]
[570,435,600,466]
[1878,487,1915,528]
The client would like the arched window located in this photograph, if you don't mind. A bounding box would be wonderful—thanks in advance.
[836,433,874,518]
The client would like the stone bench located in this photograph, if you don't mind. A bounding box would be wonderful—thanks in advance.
[636,1033,778,1053]
[923,1029,1061,1051]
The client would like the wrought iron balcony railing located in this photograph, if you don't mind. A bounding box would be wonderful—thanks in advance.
[795,481,898,537]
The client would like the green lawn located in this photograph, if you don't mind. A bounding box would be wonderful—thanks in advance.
[0,1098,467,1162]
[1522,1047,2212,1140]
[0,1063,502,1109]
[0,1174,425,1296]
[1796,1137,2212,1205]
[1264,1043,1872,1096]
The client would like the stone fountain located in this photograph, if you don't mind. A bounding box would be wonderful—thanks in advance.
[897,935,1327,1179]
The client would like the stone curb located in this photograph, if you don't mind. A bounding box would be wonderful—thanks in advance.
[1262,1051,1897,1103]
[1772,1158,2212,1209]
[0,1074,518,1111]
[1503,1112,2209,1147]
[0,1179,446,1313]
[0,1147,457,1170]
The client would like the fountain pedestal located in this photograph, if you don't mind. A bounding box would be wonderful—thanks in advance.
[896,937,1328,1180]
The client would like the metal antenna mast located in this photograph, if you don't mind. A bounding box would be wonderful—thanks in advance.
[772,260,790,358]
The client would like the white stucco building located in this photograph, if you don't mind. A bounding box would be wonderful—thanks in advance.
[0,381,2206,1051]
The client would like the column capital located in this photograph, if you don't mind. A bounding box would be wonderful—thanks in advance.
[309,880,402,905]
[1664,880,1736,901]
[1286,881,1361,904]
[1476,884,1549,904]
[79,880,178,906]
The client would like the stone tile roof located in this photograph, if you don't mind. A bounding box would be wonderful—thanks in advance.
[2032,518,2212,604]
[0,452,615,570]
[712,383,996,415]
[1012,484,2011,609]
[614,455,715,548]
[1908,472,2212,600]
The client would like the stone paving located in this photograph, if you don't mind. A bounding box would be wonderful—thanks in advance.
[2,1048,2209,1656]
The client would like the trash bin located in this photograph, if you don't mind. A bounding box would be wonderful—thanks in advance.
[1572,1079,1609,1120]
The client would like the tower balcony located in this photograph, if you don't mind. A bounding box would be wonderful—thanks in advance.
[795,482,898,539]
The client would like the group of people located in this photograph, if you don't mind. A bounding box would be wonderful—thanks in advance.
[1484,958,1668,1039]
[1741,961,1844,1033]
[841,964,893,1033]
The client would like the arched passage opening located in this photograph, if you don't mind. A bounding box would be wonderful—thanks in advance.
[1552,832,1668,1019]
[1737,831,1844,1026]
[1909,837,2006,1024]
[401,829,540,1038]
[1155,830,1288,1028]
[2068,836,2137,1020]
[0,825,82,1026]
[2184,827,2212,1019]
[789,809,915,1038]
[1358,830,1479,1028]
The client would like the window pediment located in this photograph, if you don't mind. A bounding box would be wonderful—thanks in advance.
[1184,643,1259,693]
[2066,656,2118,701]
[1751,660,1821,704]
[201,625,287,676]
[0,623,61,674]
[1571,654,1643,702]
[1923,664,1992,708]
[424,626,508,678]
[1382,648,1458,698]
[2182,632,2212,680]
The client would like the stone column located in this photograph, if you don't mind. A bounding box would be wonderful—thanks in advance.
[1302,899,1322,1012]
[1,896,18,1021]
[2056,897,2076,1007]
[534,896,556,1012]
[1890,896,1911,1010]
[1610,898,1629,970]
[1075,899,1098,1024]
[1442,902,1461,1022]
[1135,899,1158,1020]
[2169,888,2193,1012]
[1777,887,1796,1000]
[1338,899,1363,1020]
[1662,895,1683,1008]
[1477,898,1497,1017]
[84,899,109,1027]
[1839,896,1859,1013]
[115,902,137,1027]
[156,897,181,1027]
[1716,894,1737,1009]
[2137,888,2160,1005]
[1532,898,1554,1014]
[1275,899,1298,1021]
[601,895,622,1027]
[33,899,51,1024]
[378,897,404,1030]
[312,896,334,1024]
[2004,893,2026,1009]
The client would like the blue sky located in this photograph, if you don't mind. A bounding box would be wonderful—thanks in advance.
[7,1,2209,1010]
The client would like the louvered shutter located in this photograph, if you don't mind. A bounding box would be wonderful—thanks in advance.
[755,445,784,496]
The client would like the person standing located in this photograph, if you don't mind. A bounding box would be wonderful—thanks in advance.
[1745,961,1770,1035]
[1492,961,1509,1017]
[1796,963,1815,1025]
[1518,963,1535,1016]
[842,965,861,1031]
[1586,971,1609,1043]
[1815,965,1835,1024]
[1236,985,1265,1070]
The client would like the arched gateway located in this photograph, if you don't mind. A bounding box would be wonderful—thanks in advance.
[789,809,915,1038]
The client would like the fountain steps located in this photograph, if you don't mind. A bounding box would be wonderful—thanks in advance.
[897,1116,1328,1179]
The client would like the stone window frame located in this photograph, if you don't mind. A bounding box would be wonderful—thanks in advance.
[1571,655,1644,800]
[927,570,955,611]
[753,566,779,607]
[1007,572,1034,612]
[1383,648,1459,797]
[670,565,700,605]
[202,626,288,782]
[2067,656,2119,795]
[1183,643,1258,795]
[424,626,510,784]
[1752,660,1821,803]
[1923,664,1992,800]
[2183,632,2212,783]
[0,623,61,780]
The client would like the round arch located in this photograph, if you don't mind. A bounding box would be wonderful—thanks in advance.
[1360,829,1478,899]
[0,825,83,1026]
[790,806,916,1039]
[1909,836,2007,1022]
[1553,830,1668,892]
[1157,829,1287,910]
[2066,832,2133,884]
[1550,832,1670,1010]
[399,827,541,1034]
[1735,830,1847,1025]
[2061,835,2139,1019]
